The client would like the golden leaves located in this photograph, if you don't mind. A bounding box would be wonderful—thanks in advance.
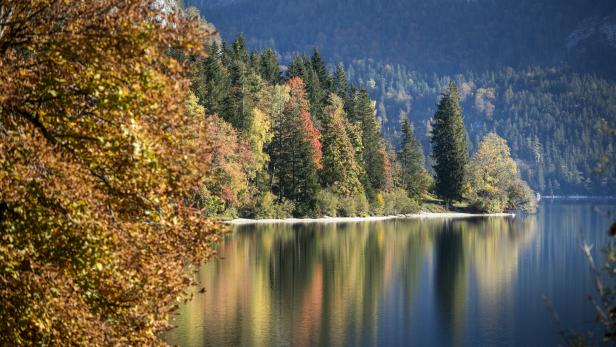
[1,0,223,345]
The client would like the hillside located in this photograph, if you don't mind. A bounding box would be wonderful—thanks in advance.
[187,0,616,77]
[347,62,616,195]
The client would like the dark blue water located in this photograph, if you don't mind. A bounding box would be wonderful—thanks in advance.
[165,200,615,347]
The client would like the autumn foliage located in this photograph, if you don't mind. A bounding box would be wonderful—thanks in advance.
[287,77,322,170]
[0,0,224,345]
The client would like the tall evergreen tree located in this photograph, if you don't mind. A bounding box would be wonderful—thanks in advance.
[320,94,364,196]
[269,78,322,213]
[288,54,325,127]
[230,34,249,64]
[399,119,430,199]
[248,50,261,72]
[260,48,280,84]
[224,61,250,130]
[333,63,350,101]
[192,43,229,117]
[287,55,309,79]
[311,49,331,91]
[431,82,469,205]
[353,89,389,198]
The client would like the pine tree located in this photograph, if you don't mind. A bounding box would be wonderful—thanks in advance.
[269,78,322,213]
[399,119,430,199]
[192,43,229,118]
[332,63,352,110]
[320,94,364,196]
[287,55,309,79]
[353,89,389,198]
[311,49,331,91]
[260,48,280,84]
[230,34,249,64]
[287,54,327,130]
[223,61,251,130]
[249,50,261,72]
[431,82,469,205]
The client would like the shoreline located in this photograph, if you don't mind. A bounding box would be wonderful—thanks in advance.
[227,211,515,225]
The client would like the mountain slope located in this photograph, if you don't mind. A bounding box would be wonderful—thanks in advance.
[187,0,616,77]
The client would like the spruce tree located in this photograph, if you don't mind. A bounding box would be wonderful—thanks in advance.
[230,34,249,64]
[287,55,309,79]
[288,54,325,128]
[353,89,388,198]
[431,82,469,205]
[248,50,261,72]
[333,63,351,108]
[260,48,280,84]
[311,49,331,91]
[224,61,250,130]
[192,43,229,118]
[270,78,322,213]
[399,119,430,199]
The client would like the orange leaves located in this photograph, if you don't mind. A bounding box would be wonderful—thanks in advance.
[0,0,223,345]
[286,77,323,171]
[301,109,323,171]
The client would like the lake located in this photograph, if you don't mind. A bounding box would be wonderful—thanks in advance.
[164,200,615,347]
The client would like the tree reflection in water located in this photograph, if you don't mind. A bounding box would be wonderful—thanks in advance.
[165,215,542,347]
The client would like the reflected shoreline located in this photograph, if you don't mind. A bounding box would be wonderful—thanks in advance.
[165,201,614,347]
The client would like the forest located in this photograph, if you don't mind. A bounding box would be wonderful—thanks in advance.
[187,0,616,77]
[188,0,616,196]
[0,0,604,345]
[348,61,616,195]
[185,35,537,218]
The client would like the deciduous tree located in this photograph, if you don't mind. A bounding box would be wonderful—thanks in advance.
[466,133,535,213]
[320,94,364,196]
[0,1,223,344]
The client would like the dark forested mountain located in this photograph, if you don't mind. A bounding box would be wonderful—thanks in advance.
[187,0,616,77]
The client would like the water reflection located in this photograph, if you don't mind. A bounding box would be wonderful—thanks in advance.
[165,214,550,347]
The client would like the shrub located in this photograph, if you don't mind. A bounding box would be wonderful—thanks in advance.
[371,192,385,215]
[315,189,340,217]
[354,194,371,216]
[255,192,295,219]
[338,195,357,217]
[338,193,370,217]
[470,189,509,213]
[507,179,537,213]
[383,189,420,215]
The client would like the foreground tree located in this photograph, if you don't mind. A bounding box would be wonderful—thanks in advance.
[398,119,431,199]
[431,82,469,206]
[0,1,223,344]
[466,133,536,213]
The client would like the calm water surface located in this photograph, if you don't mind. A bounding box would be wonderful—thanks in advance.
[165,200,615,347]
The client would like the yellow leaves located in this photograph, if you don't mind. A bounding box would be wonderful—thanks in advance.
[466,133,533,212]
[1,0,220,344]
